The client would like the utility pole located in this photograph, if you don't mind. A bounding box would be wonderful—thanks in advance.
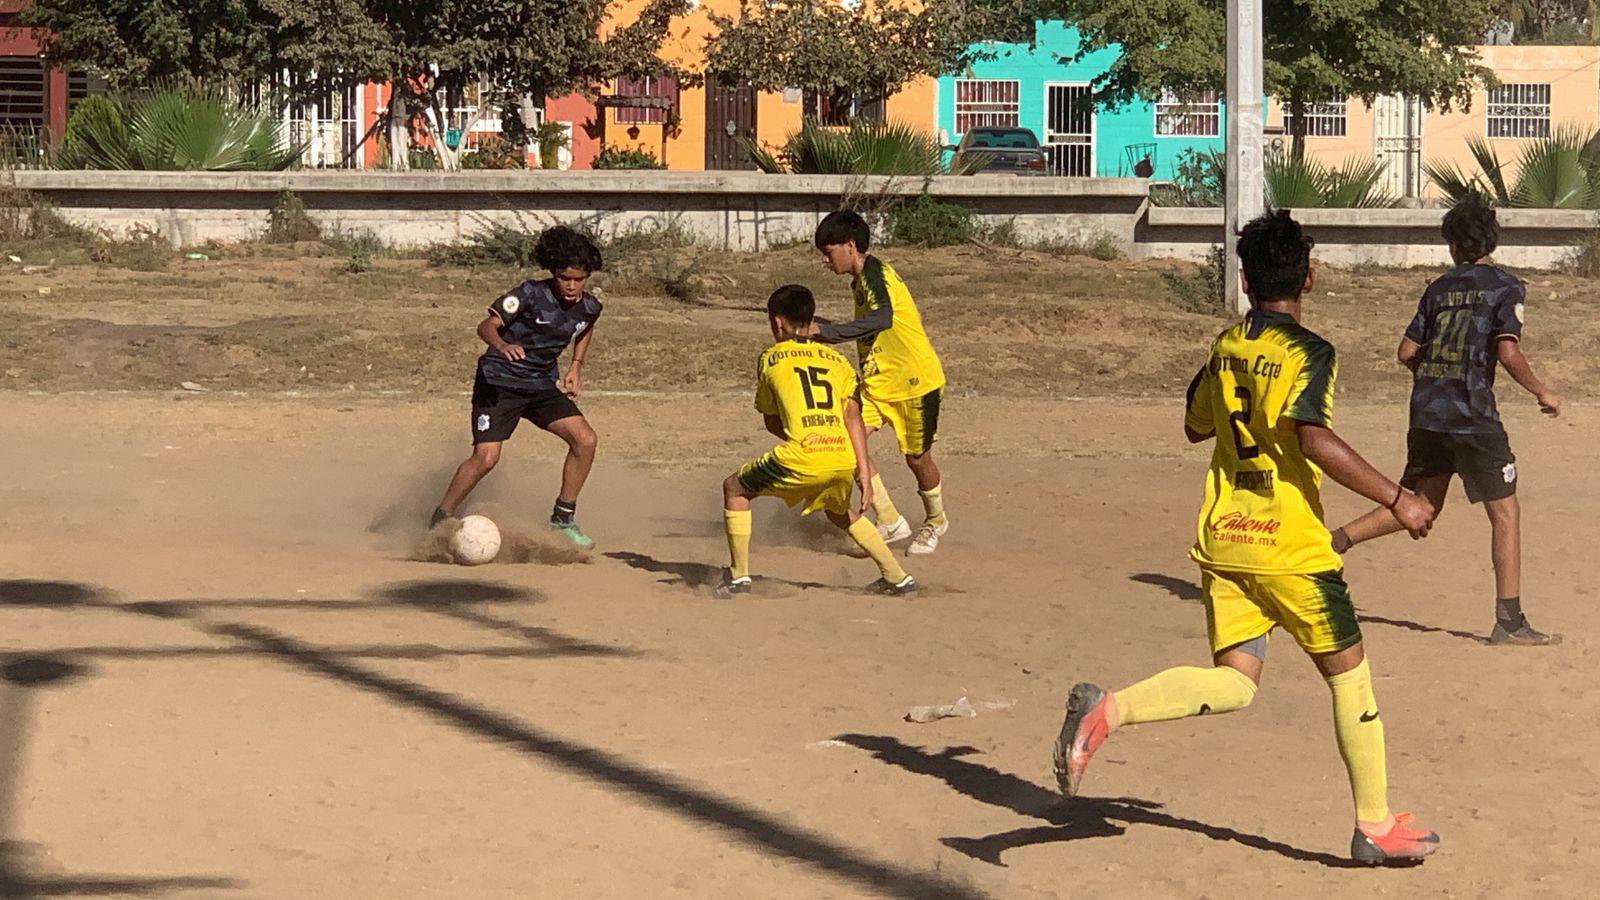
[1225,0,1265,314]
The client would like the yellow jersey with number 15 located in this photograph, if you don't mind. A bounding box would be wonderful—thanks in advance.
[1184,309,1343,575]
[755,338,861,476]
[852,256,946,402]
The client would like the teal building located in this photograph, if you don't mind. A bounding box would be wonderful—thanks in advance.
[936,23,1226,179]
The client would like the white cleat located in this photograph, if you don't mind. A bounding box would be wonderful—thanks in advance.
[907,520,948,556]
[877,515,913,544]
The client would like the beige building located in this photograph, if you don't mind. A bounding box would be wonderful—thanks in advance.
[1266,45,1600,201]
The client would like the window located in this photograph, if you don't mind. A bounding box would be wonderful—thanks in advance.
[614,76,678,125]
[1156,89,1220,137]
[804,87,883,126]
[954,79,1019,134]
[0,56,46,132]
[68,70,107,117]
[1487,83,1550,139]
[1303,99,1346,137]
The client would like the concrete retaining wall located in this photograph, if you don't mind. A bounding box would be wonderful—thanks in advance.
[8,171,1598,269]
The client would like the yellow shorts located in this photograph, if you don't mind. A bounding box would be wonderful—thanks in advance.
[863,388,942,456]
[736,452,853,516]
[1202,567,1362,656]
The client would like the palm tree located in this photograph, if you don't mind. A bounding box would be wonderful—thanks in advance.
[56,81,306,171]
[1425,125,1600,208]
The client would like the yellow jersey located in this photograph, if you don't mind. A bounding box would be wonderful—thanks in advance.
[850,257,946,401]
[754,338,861,476]
[1184,309,1342,575]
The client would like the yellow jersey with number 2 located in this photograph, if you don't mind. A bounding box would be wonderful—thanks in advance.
[1185,309,1343,576]
[852,256,946,402]
[755,338,861,476]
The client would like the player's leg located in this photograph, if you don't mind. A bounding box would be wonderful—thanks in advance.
[717,473,757,598]
[824,507,914,595]
[436,441,503,524]
[1463,433,1556,645]
[902,389,948,556]
[1270,571,1437,861]
[859,402,910,542]
[1053,569,1264,797]
[541,411,598,548]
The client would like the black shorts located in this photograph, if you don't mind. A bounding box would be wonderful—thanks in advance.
[471,373,582,444]
[1402,427,1517,503]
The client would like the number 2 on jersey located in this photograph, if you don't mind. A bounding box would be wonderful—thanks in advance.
[1228,386,1261,460]
[794,366,835,410]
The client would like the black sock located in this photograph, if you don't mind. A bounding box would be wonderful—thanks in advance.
[552,499,577,526]
[1496,596,1523,625]
[430,506,450,527]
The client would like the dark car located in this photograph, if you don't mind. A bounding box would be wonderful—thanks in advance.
[949,127,1048,175]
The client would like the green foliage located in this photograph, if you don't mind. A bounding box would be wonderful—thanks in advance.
[1052,0,1501,155]
[1561,228,1600,277]
[536,122,570,170]
[593,147,666,170]
[1501,2,1600,44]
[1426,125,1600,208]
[706,1,1010,102]
[341,234,380,273]
[461,135,527,170]
[1153,147,1398,208]
[55,83,305,171]
[265,190,323,244]
[90,224,173,271]
[429,220,543,267]
[0,185,96,244]
[886,194,978,247]
[21,1,282,89]
[745,119,972,176]
[1161,245,1229,315]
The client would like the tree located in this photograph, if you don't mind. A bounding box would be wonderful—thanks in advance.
[704,1,1008,118]
[1498,1,1600,43]
[1051,0,1504,159]
[20,0,283,88]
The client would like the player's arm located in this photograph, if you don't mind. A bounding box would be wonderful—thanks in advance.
[1182,365,1215,443]
[562,324,595,398]
[843,396,874,514]
[478,315,524,361]
[814,277,894,344]
[762,414,786,439]
[1295,421,1433,538]
[1396,337,1422,373]
[1496,338,1561,417]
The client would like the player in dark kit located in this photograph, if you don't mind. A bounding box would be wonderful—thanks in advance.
[431,226,604,549]
[1331,195,1562,645]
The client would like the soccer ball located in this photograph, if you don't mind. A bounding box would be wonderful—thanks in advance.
[449,515,502,565]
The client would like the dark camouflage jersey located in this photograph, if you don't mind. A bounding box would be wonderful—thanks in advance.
[1403,263,1524,434]
[476,279,602,390]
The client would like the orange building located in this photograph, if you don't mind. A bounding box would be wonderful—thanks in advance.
[1266,45,1600,200]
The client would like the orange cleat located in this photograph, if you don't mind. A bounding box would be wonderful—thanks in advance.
[1351,813,1441,864]
[1052,683,1112,798]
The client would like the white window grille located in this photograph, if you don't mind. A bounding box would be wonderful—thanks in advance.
[1303,99,1347,137]
[1155,89,1221,137]
[1487,83,1550,139]
[954,79,1020,134]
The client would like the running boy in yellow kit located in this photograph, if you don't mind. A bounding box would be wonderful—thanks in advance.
[1052,211,1441,864]
[717,285,919,598]
[811,211,949,556]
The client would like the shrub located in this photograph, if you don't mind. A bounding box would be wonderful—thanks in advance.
[1161,245,1228,315]
[461,134,526,170]
[265,190,322,244]
[1562,229,1600,277]
[593,147,666,170]
[55,82,304,171]
[90,224,172,271]
[885,193,976,247]
[744,119,971,176]
[0,184,95,244]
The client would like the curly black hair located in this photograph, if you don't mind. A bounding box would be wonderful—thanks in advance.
[1236,209,1314,304]
[814,210,872,252]
[534,226,603,273]
[1442,193,1498,263]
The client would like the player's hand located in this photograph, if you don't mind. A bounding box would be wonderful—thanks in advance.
[1391,489,1435,540]
[1537,391,1562,418]
[563,369,582,399]
[497,343,526,362]
[856,471,874,516]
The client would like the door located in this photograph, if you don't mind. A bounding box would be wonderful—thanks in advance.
[1044,83,1094,177]
[705,79,757,170]
[1374,94,1423,199]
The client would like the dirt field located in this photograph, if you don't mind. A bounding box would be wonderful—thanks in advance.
[1,247,1595,898]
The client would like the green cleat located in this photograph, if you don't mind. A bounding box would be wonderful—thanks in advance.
[549,520,594,550]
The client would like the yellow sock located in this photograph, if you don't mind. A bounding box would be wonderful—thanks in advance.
[869,473,901,524]
[723,509,752,580]
[847,518,908,583]
[1112,665,1256,727]
[1326,658,1390,824]
[919,483,946,527]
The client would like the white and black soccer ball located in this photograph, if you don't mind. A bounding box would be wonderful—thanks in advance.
[449,515,502,566]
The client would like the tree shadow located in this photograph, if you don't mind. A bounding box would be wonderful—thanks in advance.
[1127,574,1485,645]
[834,734,1374,870]
[604,551,831,593]
[0,582,111,609]
[371,581,636,657]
